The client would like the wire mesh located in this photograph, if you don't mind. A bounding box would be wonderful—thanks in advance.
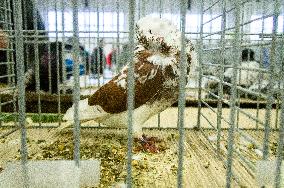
[197,0,284,187]
[126,0,135,186]
[0,0,283,187]
[177,1,187,187]
[14,0,29,186]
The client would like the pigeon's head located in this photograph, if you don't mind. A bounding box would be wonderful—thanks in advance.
[136,15,194,57]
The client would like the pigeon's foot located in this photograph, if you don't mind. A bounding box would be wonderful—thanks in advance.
[134,134,160,153]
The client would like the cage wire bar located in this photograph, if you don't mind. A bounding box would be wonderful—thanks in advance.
[96,2,101,126]
[126,0,135,187]
[196,0,284,187]
[14,0,29,186]
[10,1,17,129]
[157,0,162,129]
[87,0,91,91]
[32,0,42,127]
[254,0,266,130]
[262,0,281,160]
[72,0,81,167]
[0,0,18,134]
[275,19,284,188]
[177,0,187,187]
[276,103,284,187]
[0,0,284,187]
[96,1,100,88]
[225,0,241,186]
[116,0,120,75]
[61,0,67,94]
[196,0,204,130]
[216,0,226,157]
[55,1,62,127]
[235,1,243,130]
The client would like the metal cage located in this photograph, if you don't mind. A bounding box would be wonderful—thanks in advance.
[0,0,284,187]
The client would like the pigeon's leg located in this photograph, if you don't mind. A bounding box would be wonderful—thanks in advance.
[133,124,159,153]
[133,124,143,138]
[138,134,160,153]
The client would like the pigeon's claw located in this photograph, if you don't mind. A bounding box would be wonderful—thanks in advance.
[135,134,160,153]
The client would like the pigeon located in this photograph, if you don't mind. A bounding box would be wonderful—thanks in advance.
[63,15,197,151]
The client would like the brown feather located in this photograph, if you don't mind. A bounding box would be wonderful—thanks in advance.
[88,50,179,114]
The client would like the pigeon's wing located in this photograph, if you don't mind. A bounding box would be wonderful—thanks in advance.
[88,51,177,114]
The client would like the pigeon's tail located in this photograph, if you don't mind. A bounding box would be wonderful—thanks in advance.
[63,98,108,122]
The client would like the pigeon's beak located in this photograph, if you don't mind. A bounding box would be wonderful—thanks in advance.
[0,29,9,49]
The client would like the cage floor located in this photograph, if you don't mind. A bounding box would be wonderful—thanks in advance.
[0,126,279,188]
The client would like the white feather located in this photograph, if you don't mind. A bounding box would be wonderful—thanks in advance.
[224,61,260,87]
[147,54,176,66]
[188,50,199,78]
[148,68,158,80]
[163,79,178,87]
[137,74,149,84]
[136,15,193,55]
[63,98,108,122]
[134,45,145,53]
[114,73,127,89]
[117,79,127,89]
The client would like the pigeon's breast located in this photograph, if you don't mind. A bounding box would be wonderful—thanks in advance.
[88,50,180,115]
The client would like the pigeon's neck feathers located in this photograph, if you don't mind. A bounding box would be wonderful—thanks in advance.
[147,54,176,66]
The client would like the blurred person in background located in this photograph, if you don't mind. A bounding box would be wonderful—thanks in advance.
[106,45,117,70]
[116,43,130,73]
[65,38,90,79]
[91,39,106,77]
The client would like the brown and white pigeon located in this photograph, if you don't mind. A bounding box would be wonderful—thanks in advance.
[63,15,197,139]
